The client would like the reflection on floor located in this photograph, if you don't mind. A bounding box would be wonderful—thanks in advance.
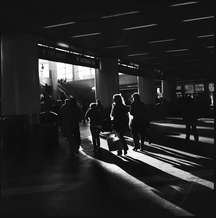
[1,117,214,216]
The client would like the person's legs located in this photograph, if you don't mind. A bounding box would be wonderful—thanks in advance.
[95,130,101,150]
[72,125,81,153]
[185,122,191,141]
[131,128,140,150]
[119,132,128,155]
[192,122,199,142]
[140,125,147,151]
[90,126,97,151]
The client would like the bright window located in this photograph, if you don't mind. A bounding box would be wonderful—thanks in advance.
[38,59,49,85]
[57,62,73,81]
[75,65,95,80]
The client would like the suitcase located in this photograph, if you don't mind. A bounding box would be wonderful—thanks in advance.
[106,132,122,151]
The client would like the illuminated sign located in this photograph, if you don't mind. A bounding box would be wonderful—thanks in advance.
[38,46,99,68]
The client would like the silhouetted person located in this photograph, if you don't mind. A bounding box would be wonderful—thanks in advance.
[85,103,103,152]
[110,94,129,155]
[59,96,82,155]
[96,99,106,129]
[96,99,105,117]
[182,95,199,143]
[130,93,149,151]
[81,101,89,124]
[39,100,59,153]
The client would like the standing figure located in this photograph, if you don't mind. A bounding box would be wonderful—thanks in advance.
[130,93,149,151]
[96,99,105,119]
[85,103,103,152]
[110,94,129,155]
[59,96,82,155]
[182,95,199,143]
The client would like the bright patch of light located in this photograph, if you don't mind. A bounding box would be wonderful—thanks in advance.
[151,122,214,130]
[141,141,212,160]
[169,134,214,144]
[129,152,214,190]
[206,46,214,49]
[57,42,70,48]
[170,185,183,192]
[199,118,214,124]
[145,151,202,167]
[197,34,214,38]
[80,150,193,216]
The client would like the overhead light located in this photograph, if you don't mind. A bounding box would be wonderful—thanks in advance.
[148,38,176,44]
[166,49,189,53]
[55,48,70,53]
[123,24,157,31]
[101,11,140,19]
[183,16,214,22]
[44,21,76,29]
[172,53,190,56]
[206,46,214,49]
[106,45,128,49]
[71,32,101,38]
[57,42,69,48]
[197,34,214,38]
[170,1,198,7]
[128,52,149,57]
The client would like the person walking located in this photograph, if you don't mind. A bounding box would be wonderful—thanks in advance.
[85,102,103,152]
[182,95,199,143]
[110,94,129,155]
[59,96,82,155]
[130,93,149,151]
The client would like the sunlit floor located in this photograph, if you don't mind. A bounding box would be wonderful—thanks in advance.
[1,117,214,216]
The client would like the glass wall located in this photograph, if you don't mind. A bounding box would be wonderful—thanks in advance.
[38,59,95,84]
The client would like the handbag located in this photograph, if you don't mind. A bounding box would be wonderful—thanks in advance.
[106,132,122,151]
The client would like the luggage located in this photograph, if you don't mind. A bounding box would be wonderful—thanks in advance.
[106,132,122,151]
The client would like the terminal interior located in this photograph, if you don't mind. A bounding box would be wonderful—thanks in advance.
[0,1,215,216]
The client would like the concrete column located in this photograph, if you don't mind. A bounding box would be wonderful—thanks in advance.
[49,61,58,99]
[1,33,40,122]
[162,79,177,102]
[95,57,119,108]
[138,76,155,105]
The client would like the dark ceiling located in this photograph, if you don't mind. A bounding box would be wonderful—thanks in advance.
[1,0,215,79]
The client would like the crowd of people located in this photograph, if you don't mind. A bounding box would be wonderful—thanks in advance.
[39,89,212,156]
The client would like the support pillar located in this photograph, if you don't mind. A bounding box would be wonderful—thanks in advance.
[95,57,119,108]
[49,61,58,100]
[1,33,40,123]
[162,79,177,103]
[138,76,155,105]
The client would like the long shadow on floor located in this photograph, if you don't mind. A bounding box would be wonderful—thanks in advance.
[81,138,214,216]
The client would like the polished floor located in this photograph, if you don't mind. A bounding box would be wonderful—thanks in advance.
[1,117,215,216]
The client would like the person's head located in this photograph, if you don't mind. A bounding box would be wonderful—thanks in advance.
[96,99,102,105]
[90,102,97,109]
[113,94,125,105]
[69,96,77,107]
[131,93,140,102]
[44,99,52,112]
[65,99,70,105]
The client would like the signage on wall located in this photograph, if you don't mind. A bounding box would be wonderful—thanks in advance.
[38,46,99,68]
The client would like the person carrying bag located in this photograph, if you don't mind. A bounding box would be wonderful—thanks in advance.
[110,94,129,155]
